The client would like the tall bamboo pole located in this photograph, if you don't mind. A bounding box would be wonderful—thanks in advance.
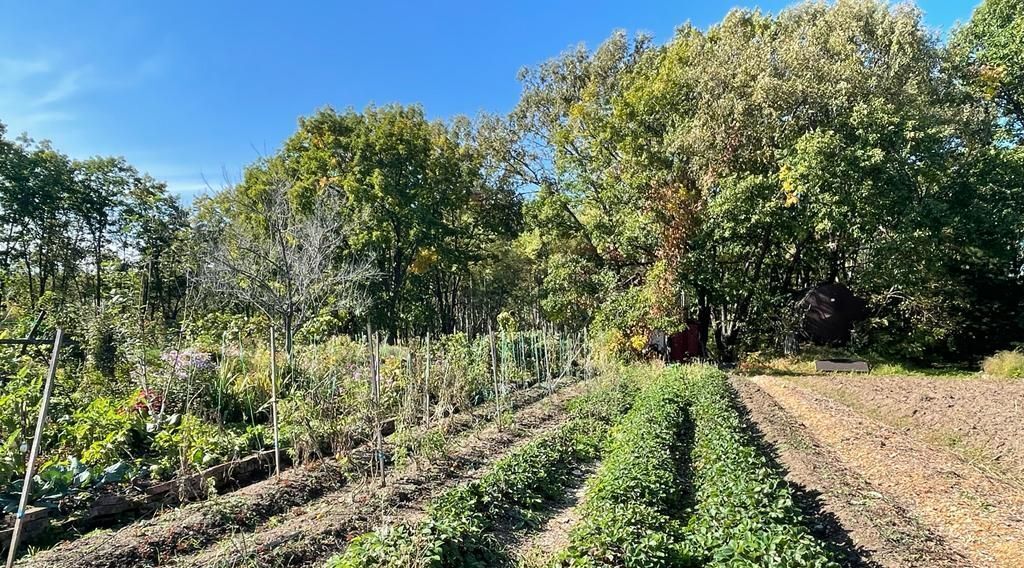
[6,329,62,568]
[532,330,540,384]
[269,326,281,479]
[488,320,501,430]
[542,324,552,387]
[374,328,385,484]
[423,332,431,425]
[366,322,385,484]
[583,327,590,380]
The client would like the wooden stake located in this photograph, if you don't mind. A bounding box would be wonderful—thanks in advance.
[488,320,500,430]
[6,329,62,568]
[542,324,552,387]
[374,329,385,485]
[366,322,385,484]
[423,332,431,426]
[532,330,540,384]
[18,310,45,357]
[583,328,590,380]
[269,326,281,479]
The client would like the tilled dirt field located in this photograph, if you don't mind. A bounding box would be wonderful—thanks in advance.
[18,379,585,568]
[785,374,1024,483]
[738,375,1024,568]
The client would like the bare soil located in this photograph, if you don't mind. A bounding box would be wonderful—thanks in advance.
[500,463,594,567]
[18,380,575,568]
[786,374,1024,484]
[732,377,968,568]
[749,375,1024,568]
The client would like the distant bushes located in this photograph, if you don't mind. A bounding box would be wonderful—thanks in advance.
[982,350,1024,378]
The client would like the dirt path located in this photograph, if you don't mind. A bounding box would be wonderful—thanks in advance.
[500,463,594,567]
[750,376,1024,568]
[168,380,592,567]
[732,378,968,568]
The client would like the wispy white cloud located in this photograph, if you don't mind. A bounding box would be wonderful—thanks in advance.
[0,57,51,82]
[9,110,76,130]
[0,52,162,135]
[1,52,205,201]
[131,160,229,201]
[0,55,91,133]
[35,67,89,106]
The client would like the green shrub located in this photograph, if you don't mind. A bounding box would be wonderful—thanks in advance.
[152,415,252,472]
[982,350,1024,378]
[63,396,139,466]
[559,504,686,568]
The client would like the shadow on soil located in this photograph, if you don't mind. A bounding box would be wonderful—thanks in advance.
[727,386,880,568]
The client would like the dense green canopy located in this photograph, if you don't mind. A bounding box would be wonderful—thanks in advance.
[2,0,1022,362]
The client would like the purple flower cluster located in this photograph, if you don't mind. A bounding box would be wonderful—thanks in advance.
[161,349,215,380]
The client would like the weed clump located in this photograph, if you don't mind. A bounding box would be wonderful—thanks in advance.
[982,350,1024,379]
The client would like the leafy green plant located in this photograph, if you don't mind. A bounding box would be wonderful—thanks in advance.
[682,371,838,567]
[62,396,139,466]
[151,415,251,472]
[555,365,696,568]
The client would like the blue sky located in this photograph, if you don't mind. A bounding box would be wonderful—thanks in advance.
[1,0,979,200]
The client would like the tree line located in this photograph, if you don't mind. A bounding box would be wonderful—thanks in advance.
[2,0,1022,363]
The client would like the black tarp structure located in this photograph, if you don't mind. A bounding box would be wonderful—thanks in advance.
[799,283,868,345]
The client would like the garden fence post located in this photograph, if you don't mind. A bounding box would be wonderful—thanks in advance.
[269,326,281,479]
[532,330,540,384]
[423,332,431,426]
[583,328,590,380]
[542,324,551,386]
[488,320,500,430]
[18,310,45,358]
[373,329,385,485]
[6,328,62,568]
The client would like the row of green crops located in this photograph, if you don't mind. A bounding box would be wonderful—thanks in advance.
[681,371,838,567]
[554,365,698,567]
[329,373,638,568]
[328,365,839,568]
[556,364,838,567]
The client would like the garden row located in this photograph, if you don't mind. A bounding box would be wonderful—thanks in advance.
[326,364,841,567]
[558,365,838,567]
[3,329,589,557]
[329,371,639,567]
[16,373,584,568]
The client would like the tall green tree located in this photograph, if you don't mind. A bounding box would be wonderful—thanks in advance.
[501,0,1024,359]
[243,105,522,337]
[74,157,132,306]
[952,0,1024,141]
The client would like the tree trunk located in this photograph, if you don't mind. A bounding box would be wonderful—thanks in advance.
[283,311,294,363]
[94,238,103,307]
